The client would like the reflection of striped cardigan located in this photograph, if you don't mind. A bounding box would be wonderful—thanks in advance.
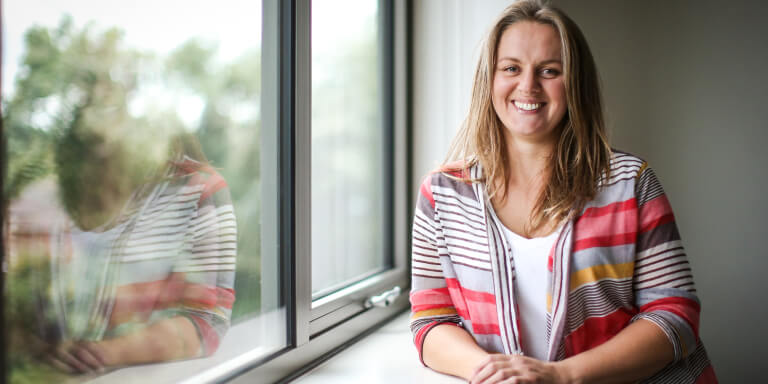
[54,158,236,356]
[409,152,717,383]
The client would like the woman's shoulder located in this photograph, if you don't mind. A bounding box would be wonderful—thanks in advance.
[419,160,480,204]
[436,159,474,178]
[422,160,477,187]
[170,156,231,203]
[609,149,647,169]
[597,149,669,203]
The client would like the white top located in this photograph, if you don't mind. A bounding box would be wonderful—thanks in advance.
[500,225,561,361]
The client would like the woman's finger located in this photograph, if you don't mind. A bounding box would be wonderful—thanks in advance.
[485,367,523,384]
[473,363,511,384]
[53,348,92,373]
[473,361,524,384]
[471,356,494,384]
[499,378,526,384]
[71,343,105,371]
[82,342,109,366]
[48,354,77,374]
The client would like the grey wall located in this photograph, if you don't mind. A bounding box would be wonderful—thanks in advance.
[555,1,768,381]
[414,1,768,381]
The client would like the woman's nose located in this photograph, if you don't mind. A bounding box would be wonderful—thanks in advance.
[517,70,539,93]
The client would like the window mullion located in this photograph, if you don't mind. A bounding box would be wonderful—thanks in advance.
[292,0,313,348]
[393,0,412,272]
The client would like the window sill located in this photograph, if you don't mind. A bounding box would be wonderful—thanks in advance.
[88,309,286,384]
[293,311,463,384]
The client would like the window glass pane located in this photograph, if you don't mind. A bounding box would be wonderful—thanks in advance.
[311,0,387,296]
[2,1,285,382]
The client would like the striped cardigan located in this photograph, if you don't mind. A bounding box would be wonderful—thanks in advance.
[409,152,717,383]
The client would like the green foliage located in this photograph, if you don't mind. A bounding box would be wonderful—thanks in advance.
[2,16,150,214]
[5,255,70,384]
[3,134,53,202]
[9,363,68,384]
[165,39,217,94]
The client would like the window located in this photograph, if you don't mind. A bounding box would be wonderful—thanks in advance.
[311,0,389,299]
[2,0,411,382]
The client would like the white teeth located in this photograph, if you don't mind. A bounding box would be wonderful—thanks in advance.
[514,101,541,111]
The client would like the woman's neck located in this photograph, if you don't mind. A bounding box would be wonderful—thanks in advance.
[489,131,559,238]
[503,131,555,187]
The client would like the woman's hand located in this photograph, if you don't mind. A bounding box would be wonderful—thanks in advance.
[49,340,111,374]
[470,354,572,384]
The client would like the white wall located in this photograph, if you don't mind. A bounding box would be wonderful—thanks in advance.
[413,1,768,382]
[412,0,512,182]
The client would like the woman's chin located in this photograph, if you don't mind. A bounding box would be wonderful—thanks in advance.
[504,125,559,143]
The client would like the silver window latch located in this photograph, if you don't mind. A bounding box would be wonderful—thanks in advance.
[364,286,401,308]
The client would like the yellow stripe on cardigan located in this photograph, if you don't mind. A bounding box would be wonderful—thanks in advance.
[570,262,635,291]
[411,307,458,319]
[637,161,648,179]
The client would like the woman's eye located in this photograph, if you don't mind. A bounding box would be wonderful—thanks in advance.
[541,68,560,78]
[503,66,519,73]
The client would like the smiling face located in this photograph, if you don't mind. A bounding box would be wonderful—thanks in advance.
[492,21,567,143]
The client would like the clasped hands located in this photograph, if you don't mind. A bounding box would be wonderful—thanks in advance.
[48,340,113,374]
[469,354,572,384]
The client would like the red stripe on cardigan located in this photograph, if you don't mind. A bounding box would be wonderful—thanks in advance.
[438,161,471,180]
[573,232,637,252]
[410,288,453,312]
[420,177,436,209]
[199,177,228,203]
[550,200,638,268]
[640,296,701,337]
[189,315,221,356]
[110,279,235,322]
[580,199,637,219]
[174,160,229,204]
[446,278,495,304]
[641,213,675,234]
[573,199,638,252]
[564,308,637,356]
[158,274,235,309]
[446,278,500,335]
[639,195,675,233]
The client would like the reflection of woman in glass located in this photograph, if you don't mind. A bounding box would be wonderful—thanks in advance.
[409,1,716,383]
[47,127,236,373]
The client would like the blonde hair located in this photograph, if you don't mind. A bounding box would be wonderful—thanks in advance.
[445,0,611,235]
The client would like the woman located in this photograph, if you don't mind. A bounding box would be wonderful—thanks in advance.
[409,1,716,383]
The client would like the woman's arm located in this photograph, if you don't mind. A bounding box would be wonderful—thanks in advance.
[422,323,491,380]
[50,316,201,373]
[96,316,202,365]
[409,174,467,365]
[554,318,673,384]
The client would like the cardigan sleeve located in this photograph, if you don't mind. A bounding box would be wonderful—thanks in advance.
[630,164,701,362]
[409,174,463,366]
[162,166,237,357]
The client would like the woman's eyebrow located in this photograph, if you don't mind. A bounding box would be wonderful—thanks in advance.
[497,56,521,63]
[538,59,562,65]
[497,57,562,65]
